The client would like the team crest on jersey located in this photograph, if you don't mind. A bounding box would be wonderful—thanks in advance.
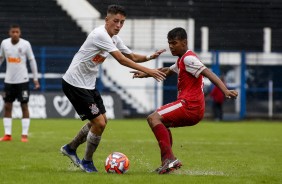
[89,103,99,115]
[18,48,22,54]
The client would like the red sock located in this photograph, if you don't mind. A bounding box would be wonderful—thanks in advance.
[167,128,173,147]
[152,124,174,162]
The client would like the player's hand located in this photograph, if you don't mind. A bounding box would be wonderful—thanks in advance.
[225,90,238,99]
[147,68,166,82]
[131,69,166,81]
[33,80,40,90]
[130,71,147,78]
[149,49,166,59]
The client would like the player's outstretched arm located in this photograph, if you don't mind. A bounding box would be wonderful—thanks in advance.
[131,67,174,79]
[111,50,166,82]
[124,49,166,63]
[201,68,238,99]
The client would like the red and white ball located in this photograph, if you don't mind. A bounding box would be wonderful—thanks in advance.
[105,152,130,174]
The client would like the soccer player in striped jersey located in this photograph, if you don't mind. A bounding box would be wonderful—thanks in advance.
[0,24,40,142]
[131,27,238,174]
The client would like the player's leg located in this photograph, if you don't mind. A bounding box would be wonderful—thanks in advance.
[147,112,174,163]
[20,103,30,142]
[80,114,107,173]
[67,122,92,150]
[60,79,86,166]
[147,111,182,174]
[149,100,192,174]
[80,89,107,172]
[18,82,30,142]
[63,113,108,158]
[65,89,107,152]
[0,102,13,141]
[4,102,13,118]
[0,83,15,141]
[167,128,173,147]
[61,80,106,171]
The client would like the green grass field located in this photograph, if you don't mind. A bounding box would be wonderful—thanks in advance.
[0,119,281,184]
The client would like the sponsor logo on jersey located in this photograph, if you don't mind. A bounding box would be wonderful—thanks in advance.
[89,103,99,115]
[7,57,21,63]
[92,52,106,64]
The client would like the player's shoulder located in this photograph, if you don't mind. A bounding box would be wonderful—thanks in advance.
[1,38,11,44]
[90,25,112,42]
[183,50,199,59]
[183,50,201,63]
[19,38,31,45]
[92,25,108,36]
[186,50,198,57]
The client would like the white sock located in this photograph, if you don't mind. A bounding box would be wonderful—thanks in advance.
[21,118,30,135]
[3,118,12,135]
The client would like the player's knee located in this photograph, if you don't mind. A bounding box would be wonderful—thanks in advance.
[21,103,29,110]
[92,114,108,128]
[4,103,12,112]
[97,121,107,132]
[103,114,108,124]
[101,121,107,130]
[147,113,156,128]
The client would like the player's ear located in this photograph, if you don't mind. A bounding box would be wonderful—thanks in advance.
[182,39,187,46]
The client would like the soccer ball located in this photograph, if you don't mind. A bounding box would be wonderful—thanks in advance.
[105,152,130,174]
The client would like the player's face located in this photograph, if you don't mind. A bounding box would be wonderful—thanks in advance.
[105,13,126,37]
[9,28,21,43]
[168,38,187,57]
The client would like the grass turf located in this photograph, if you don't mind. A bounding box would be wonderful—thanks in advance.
[0,119,281,184]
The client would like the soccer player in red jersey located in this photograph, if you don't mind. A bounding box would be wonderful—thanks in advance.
[131,27,238,174]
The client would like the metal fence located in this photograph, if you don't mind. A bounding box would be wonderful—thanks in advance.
[0,47,281,119]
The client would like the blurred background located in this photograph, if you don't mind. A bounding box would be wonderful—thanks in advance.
[0,0,281,120]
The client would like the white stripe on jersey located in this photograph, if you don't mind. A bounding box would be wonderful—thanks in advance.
[158,102,183,116]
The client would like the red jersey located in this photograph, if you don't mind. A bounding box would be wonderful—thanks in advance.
[157,50,206,127]
[170,50,206,102]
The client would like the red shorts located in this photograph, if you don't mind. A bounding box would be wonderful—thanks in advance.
[157,99,205,127]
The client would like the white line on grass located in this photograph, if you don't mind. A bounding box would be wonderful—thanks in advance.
[173,169,227,176]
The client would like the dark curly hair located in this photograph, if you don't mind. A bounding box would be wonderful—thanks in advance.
[167,27,187,40]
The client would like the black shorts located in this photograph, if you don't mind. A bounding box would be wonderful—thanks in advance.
[4,82,30,103]
[62,79,106,121]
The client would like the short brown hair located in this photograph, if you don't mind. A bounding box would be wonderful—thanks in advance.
[107,5,126,17]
